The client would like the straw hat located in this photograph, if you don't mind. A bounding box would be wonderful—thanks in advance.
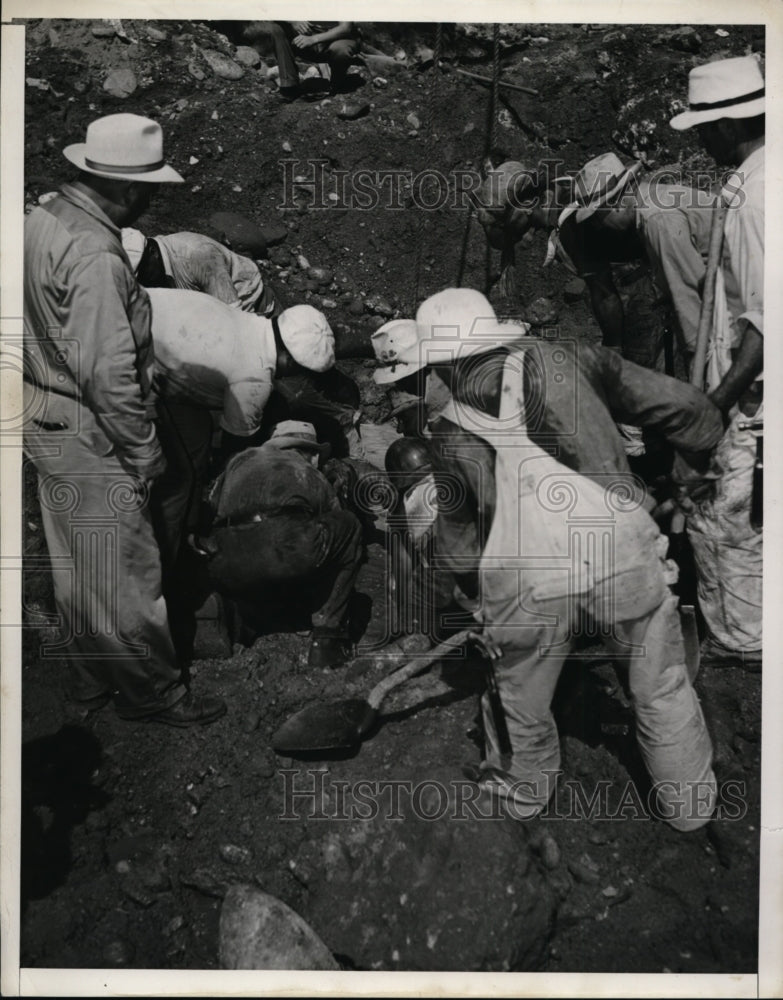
[556,152,642,226]
[372,289,528,385]
[64,113,184,183]
[670,55,765,130]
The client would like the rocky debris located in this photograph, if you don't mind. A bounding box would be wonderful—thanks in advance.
[188,61,206,81]
[179,867,229,898]
[657,26,703,52]
[540,833,562,870]
[336,101,370,121]
[103,68,137,99]
[406,112,422,130]
[568,853,601,885]
[297,769,557,971]
[525,296,558,327]
[219,884,339,970]
[200,48,245,81]
[144,25,168,43]
[307,265,333,285]
[563,277,587,303]
[234,45,261,69]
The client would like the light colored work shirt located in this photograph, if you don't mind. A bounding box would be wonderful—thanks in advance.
[708,145,764,389]
[155,232,266,312]
[634,181,714,351]
[147,287,276,436]
[23,183,162,478]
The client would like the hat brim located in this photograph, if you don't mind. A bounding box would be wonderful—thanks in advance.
[264,437,331,457]
[63,144,185,183]
[418,321,530,366]
[574,167,636,223]
[669,96,766,131]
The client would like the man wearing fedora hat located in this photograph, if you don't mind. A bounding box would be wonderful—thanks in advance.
[669,54,765,666]
[194,421,364,669]
[24,113,226,726]
[372,288,721,828]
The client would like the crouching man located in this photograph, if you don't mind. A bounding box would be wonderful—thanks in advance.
[373,288,719,831]
[195,422,364,669]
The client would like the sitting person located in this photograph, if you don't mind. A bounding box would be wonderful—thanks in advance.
[194,421,364,669]
[122,227,281,317]
[244,21,361,99]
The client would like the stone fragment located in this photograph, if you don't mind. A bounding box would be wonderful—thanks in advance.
[336,101,370,121]
[220,843,252,865]
[348,297,365,316]
[568,854,601,885]
[307,265,333,285]
[103,68,137,99]
[364,294,394,317]
[219,884,339,969]
[406,112,421,129]
[145,26,168,42]
[661,26,702,52]
[188,62,206,81]
[200,49,245,80]
[103,939,135,966]
[540,834,561,870]
[234,45,261,68]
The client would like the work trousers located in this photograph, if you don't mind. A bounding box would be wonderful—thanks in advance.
[25,426,185,718]
[687,406,763,654]
[264,369,365,460]
[481,590,716,832]
[206,507,363,630]
[266,21,360,89]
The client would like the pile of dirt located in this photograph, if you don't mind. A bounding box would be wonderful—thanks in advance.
[20,17,762,976]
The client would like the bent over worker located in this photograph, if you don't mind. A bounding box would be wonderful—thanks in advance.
[196,422,364,670]
[373,289,720,830]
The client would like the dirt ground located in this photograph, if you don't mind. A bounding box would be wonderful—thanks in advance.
[19,17,763,975]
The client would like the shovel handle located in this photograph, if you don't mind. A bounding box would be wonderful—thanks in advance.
[367,629,475,711]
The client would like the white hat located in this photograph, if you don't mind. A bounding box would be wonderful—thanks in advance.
[264,420,330,456]
[63,113,184,183]
[277,305,335,372]
[556,152,642,226]
[670,55,765,131]
[120,228,147,272]
[372,289,528,385]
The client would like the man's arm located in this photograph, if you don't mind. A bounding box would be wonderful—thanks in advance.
[65,252,164,480]
[594,344,725,453]
[708,324,763,414]
[558,221,625,350]
[642,210,706,353]
[293,22,354,47]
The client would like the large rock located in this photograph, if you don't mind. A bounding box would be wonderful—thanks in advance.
[294,768,557,970]
[219,884,339,970]
[200,48,245,80]
[208,212,268,257]
[234,45,262,68]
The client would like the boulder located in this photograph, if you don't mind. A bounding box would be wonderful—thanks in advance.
[563,277,587,303]
[200,48,245,80]
[219,884,339,970]
[296,770,557,970]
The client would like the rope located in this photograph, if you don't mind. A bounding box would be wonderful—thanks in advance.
[491,23,501,149]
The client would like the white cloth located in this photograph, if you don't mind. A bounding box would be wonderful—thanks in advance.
[147,287,275,437]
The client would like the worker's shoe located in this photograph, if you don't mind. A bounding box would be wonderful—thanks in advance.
[139,691,227,728]
[308,627,353,669]
[278,85,301,103]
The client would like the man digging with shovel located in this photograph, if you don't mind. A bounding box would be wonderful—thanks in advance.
[369,288,719,829]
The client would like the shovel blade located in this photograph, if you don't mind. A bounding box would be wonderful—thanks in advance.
[272,698,376,754]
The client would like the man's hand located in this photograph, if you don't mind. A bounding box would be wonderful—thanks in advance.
[670,450,719,509]
[290,20,312,34]
[293,33,318,49]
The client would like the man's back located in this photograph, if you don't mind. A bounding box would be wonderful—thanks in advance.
[155,232,265,311]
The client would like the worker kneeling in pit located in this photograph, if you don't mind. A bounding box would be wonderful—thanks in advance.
[193,422,364,670]
[372,289,719,831]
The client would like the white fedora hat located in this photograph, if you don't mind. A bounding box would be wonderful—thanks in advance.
[64,113,184,182]
[670,55,765,130]
[372,290,528,385]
